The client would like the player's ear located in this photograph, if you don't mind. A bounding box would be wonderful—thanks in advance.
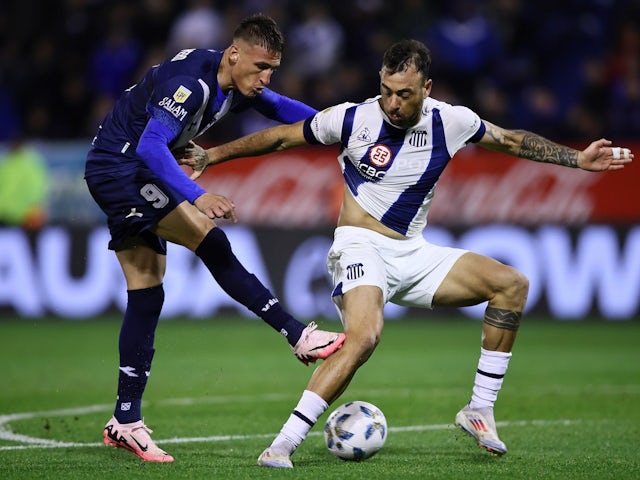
[228,45,240,64]
[423,78,432,97]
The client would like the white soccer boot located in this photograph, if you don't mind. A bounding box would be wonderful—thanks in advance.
[455,405,507,455]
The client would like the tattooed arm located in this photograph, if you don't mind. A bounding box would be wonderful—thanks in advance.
[477,120,633,172]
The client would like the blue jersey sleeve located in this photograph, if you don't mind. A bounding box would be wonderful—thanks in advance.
[136,118,206,204]
[236,88,317,123]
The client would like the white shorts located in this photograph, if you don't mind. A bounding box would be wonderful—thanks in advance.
[327,226,467,310]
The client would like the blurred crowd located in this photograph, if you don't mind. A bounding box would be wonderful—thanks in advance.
[1,0,638,144]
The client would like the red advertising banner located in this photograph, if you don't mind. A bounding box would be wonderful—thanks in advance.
[431,144,639,226]
[197,146,344,227]
[197,143,640,227]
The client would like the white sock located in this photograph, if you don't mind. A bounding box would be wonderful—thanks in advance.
[469,348,512,410]
[271,390,328,454]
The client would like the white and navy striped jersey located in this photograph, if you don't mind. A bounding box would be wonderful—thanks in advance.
[303,96,485,237]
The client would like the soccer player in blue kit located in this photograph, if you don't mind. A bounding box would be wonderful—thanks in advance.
[84,14,345,462]
[178,39,633,467]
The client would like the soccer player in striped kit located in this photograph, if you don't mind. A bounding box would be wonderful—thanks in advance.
[180,39,633,467]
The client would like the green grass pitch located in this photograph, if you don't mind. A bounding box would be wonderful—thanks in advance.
[1,316,638,479]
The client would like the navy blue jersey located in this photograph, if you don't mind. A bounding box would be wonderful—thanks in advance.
[86,48,316,203]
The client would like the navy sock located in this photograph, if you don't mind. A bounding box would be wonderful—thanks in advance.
[195,228,305,346]
[114,284,163,423]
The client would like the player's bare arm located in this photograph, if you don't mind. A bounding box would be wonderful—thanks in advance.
[479,120,633,172]
[177,121,307,180]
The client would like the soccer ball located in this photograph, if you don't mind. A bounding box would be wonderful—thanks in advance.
[324,400,387,461]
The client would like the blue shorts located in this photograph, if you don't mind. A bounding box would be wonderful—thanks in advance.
[85,156,185,254]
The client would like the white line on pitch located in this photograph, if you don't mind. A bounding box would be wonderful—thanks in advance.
[0,418,586,452]
[0,392,598,452]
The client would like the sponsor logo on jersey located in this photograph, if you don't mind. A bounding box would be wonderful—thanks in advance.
[357,127,372,142]
[354,144,393,182]
[352,143,396,182]
[171,49,194,61]
[173,85,192,103]
[356,161,387,181]
[368,144,392,167]
[158,97,188,121]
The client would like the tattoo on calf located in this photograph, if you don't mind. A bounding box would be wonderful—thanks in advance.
[519,132,578,168]
[484,307,522,331]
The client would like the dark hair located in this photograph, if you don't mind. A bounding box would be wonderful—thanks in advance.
[382,39,431,80]
[233,13,284,53]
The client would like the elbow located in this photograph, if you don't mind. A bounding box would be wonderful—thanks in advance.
[273,138,290,151]
[136,130,162,160]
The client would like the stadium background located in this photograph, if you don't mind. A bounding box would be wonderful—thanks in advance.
[0,0,638,321]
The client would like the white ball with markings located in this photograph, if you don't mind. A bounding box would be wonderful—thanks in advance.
[324,400,387,461]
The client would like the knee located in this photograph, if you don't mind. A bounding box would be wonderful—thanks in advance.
[196,227,232,259]
[500,266,529,306]
[512,269,529,299]
[343,326,381,367]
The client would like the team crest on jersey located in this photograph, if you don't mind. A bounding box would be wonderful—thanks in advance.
[173,85,192,103]
[409,130,428,147]
[369,144,392,167]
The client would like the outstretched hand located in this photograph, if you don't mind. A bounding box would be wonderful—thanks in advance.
[194,193,237,223]
[174,141,210,180]
[579,139,633,172]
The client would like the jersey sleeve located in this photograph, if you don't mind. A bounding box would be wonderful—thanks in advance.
[442,105,486,156]
[241,88,317,123]
[147,76,206,138]
[136,118,206,204]
[302,103,354,145]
